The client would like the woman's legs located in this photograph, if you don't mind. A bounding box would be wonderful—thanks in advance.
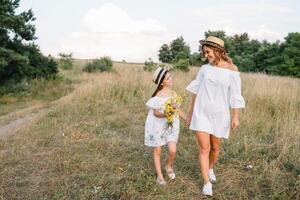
[209,135,222,169]
[195,131,211,184]
[166,141,177,170]
[153,146,164,179]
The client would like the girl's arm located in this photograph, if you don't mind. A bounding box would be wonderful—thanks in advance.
[178,109,189,126]
[153,109,166,118]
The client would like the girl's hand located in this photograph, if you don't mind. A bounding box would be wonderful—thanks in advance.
[181,115,189,127]
[178,109,190,127]
[171,103,179,110]
[184,118,190,127]
[231,116,239,129]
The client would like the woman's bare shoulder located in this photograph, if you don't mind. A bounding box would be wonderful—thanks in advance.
[230,64,239,72]
[218,61,239,72]
[226,63,239,72]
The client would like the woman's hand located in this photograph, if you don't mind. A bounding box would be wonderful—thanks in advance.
[231,116,239,129]
[186,113,192,126]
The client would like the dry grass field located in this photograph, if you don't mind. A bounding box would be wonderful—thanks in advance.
[0,60,299,199]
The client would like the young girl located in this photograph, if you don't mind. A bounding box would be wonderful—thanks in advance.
[186,36,245,196]
[144,67,188,185]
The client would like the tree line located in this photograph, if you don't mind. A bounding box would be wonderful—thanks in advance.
[158,31,300,77]
[1,0,299,94]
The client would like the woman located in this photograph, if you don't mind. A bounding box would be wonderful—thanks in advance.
[186,36,245,196]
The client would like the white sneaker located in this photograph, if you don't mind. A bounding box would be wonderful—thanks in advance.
[202,182,213,196]
[209,169,217,183]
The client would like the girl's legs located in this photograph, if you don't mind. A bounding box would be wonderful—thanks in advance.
[153,146,164,180]
[195,131,211,184]
[209,135,222,169]
[166,141,177,170]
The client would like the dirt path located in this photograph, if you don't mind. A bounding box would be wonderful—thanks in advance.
[0,106,51,137]
[0,91,71,138]
[0,76,85,138]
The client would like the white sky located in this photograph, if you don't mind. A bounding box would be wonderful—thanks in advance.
[19,0,300,62]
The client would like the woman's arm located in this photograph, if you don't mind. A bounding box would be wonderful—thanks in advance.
[231,108,240,129]
[153,109,166,118]
[188,94,196,122]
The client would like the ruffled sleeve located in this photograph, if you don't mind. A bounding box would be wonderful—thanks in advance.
[229,73,245,108]
[186,65,207,94]
[146,97,161,110]
[186,80,200,94]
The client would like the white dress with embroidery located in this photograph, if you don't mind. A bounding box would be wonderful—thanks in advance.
[186,64,245,139]
[144,96,180,147]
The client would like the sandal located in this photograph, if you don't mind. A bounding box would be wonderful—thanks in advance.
[156,176,166,186]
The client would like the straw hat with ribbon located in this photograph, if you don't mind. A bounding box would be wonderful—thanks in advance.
[152,67,169,85]
[199,36,226,52]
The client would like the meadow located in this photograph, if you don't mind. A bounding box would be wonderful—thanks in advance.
[0,60,299,199]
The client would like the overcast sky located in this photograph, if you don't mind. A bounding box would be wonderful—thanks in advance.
[19,0,300,62]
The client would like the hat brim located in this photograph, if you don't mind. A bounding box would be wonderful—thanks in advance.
[199,40,226,52]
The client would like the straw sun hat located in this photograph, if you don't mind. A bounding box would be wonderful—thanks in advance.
[199,36,226,52]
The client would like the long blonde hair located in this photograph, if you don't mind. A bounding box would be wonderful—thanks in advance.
[203,45,233,66]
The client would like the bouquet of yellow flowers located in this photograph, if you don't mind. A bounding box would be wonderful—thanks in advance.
[164,95,182,129]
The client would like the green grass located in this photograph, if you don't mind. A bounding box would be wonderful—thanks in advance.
[0,76,74,118]
[0,63,299,199]
[0,59,91,117]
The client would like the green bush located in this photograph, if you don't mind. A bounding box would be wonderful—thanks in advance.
[189,52,202,66]
[58,53,74,70]
[83,57,113,73]
[0,74,62,96]
[143,58,155,71]
[174,59,190,72]
[0,79,29,96]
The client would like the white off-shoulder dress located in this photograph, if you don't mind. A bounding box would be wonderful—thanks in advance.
[186,64,245,139]
[144,96,180,147]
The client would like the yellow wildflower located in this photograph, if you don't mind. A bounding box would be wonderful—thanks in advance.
[164,95,182,129]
